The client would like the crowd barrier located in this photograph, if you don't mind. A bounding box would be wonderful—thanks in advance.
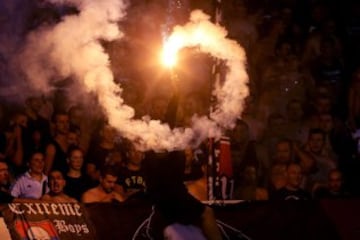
[1,199,359,240]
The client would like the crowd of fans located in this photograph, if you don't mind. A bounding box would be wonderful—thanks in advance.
[1,0,360,205]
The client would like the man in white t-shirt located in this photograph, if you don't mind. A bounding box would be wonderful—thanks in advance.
[10,152,49,199]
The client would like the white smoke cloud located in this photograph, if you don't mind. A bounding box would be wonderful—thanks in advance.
[19,1,248,151]
[19,0,127,93]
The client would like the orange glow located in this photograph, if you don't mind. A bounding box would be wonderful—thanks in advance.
[161,34,184,68]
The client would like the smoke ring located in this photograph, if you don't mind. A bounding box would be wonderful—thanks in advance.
[116,10,249,151]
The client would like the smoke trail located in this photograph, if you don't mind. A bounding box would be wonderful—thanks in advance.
[19,0,127,94]
[19,0,248,151]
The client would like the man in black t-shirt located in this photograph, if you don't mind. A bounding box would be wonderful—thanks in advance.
[64,147,92,201]
[86,124,123,184]
[142,150,222,240]
[141,81,222,239]
[272,163,311,200]
[313,169,351,199]
[117,144,146,199]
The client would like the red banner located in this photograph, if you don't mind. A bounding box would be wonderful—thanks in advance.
[1,203,96,240]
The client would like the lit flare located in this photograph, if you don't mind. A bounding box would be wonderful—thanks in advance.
[161,34,184,68]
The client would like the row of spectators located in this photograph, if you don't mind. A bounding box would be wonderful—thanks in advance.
[1,0,360,204]
[0,106,357,203]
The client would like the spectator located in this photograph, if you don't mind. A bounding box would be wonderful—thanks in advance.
[24,96,51,143]
[224,0,258,53]
[269,163,288,194]
[272,163,311,200]
[311,36,345,115]
[4,112,29,176]
[228,120,258,177]
[234,165,269,200]
[185,161,208,201]
[64,146,91,201]
[68,105,83,132]
[302,16,343,68]
[44,112,70,175]
[10,152,49,199]
[82,167,125,203]
[272,139,314,174]
[311,36,344,86]
[313,169,350,199]
[67,128,80,148]
[24,127,47,167]
[68,105,93,152]
[116,143,146,199]
[0,161,14,203]
[253,16,285,77]
[283,99,309,144]
[41,170,77,203]
[261,37,306,103]
[261,113,288,153]
[305,128,337,192]
[318,113,357,164]
[312,94,333,115]
[242,96,265,141]
[86,124,123,184]
[273,139,293,165]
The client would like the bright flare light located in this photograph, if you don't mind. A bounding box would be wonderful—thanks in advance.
[161,20,212,69]
[161,34,184,68]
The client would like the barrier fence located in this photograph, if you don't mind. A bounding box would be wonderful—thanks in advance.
[1,199,360,240]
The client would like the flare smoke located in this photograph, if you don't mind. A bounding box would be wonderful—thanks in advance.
[19,1,248,151]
